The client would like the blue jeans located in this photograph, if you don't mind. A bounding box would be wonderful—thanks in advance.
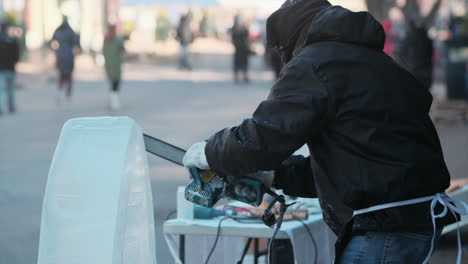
[338,229,442,264]
[179,45,191,70]
[0,71,16,113]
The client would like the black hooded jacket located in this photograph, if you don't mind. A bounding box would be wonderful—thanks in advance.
[205,5,453,236]
[0,32,20,72]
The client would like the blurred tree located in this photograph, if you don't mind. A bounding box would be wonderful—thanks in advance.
[401,0,442,28]
[393,0,442,89]
[366,0,396,21]
[366,0,441,25]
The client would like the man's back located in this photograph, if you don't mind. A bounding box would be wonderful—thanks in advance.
[203,5,453,234]
[52,24,78,53]
[298,41,451,233]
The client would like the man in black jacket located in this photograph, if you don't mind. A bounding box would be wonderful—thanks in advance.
[0,21,20,115]
[176,12,194,70]
[183,1,463,263]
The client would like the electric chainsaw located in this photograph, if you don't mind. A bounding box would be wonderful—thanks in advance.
[143,134,266,208]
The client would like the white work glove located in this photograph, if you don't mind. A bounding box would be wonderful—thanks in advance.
[183,141,210,170]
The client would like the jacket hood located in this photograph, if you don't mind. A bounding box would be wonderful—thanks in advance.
[302,6,385,50]
[266,3,385,62]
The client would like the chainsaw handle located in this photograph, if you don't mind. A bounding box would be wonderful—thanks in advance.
[230,177,265,207]
[189,168,204,187]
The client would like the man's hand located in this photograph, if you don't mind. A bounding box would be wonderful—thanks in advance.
[446,178,468,193]
[183,141,210,170]
[225,182,258,202]
[247,171,275,188]
[223,171,274,202]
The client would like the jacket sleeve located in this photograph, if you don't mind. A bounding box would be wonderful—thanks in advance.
[273,155,318,198]
[205,56,330,177]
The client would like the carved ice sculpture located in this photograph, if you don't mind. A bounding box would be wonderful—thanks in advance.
[38,117,157,264]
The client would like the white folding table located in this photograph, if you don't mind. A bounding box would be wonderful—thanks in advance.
[163,185,468,264]
[163,214,334,264]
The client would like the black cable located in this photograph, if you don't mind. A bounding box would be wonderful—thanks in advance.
[267,198,288,264]
[267,221,283,264]
[236,238,253,264]
[294,218,318,264]
[165,210,177,220]
[201,206,313,264]
[204,216,232,264]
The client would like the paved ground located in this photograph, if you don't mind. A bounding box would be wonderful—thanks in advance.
[1,50,467,264]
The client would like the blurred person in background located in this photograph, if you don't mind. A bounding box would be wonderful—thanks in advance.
[265,47,284,80]
[0,20,20,116]
[51,16,80,106]
[199,10,217,38]
[382,19,395,56]
[387,7,406,57]
[176,12,194,71]
[103,25,125,111]
[262,22,284,80]
[199,10,209,37]
[231,15,251,83]
[156,10,171,42]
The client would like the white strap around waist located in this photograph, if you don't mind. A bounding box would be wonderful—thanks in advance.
[353,193,468,264]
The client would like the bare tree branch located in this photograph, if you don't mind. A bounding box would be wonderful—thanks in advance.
[366,0,396,21]
[402,0,442,28]
[401,0,420,22]
[424,0,442,27]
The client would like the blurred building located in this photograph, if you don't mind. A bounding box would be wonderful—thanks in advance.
[1,0,366,53]
[1,0,23,21]
[219,0,366,15]
[22,0,121,51]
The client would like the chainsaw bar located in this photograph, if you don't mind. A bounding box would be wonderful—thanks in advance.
[143,133,186,166]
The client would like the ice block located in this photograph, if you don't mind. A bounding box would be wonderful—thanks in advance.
[38,117,157,264]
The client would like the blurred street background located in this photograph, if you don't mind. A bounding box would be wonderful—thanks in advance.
[1,0,468,263]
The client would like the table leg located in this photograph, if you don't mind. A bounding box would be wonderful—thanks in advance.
[180,235,185,264]
[254,238,259,264]
[236,238,253,264]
